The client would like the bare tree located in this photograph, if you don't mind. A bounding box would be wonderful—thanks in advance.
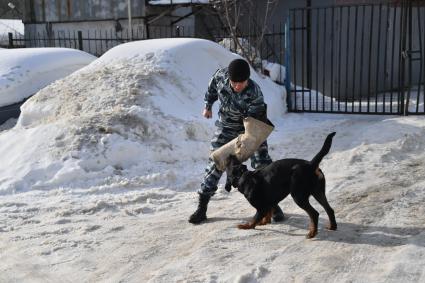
[214,0,278,68]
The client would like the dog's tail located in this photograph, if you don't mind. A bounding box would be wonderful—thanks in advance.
[310,132,336,169]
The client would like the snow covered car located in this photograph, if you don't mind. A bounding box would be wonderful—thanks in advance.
[0,48,96,124]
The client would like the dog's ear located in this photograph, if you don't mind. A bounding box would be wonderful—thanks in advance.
[225,155,235,169]
[225,156,235,176]
[225,155,242,175]
[238,171,258,195]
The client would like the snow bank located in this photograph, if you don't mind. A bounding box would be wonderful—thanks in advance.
[262,60,286,84]
[0,48,96,107]
[0,38,285,193]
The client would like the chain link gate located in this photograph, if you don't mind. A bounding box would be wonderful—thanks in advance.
[285,0,425,115]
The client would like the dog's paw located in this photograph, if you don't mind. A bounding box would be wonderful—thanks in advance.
[306,229,318,239]
[224,183,232,192]
[258,216,271,225]
[237,223,255,229]
[327,223,337,231]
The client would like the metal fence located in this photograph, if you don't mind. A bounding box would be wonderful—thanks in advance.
[287,0,425,115]
[5,1,424,116]
[4,24,286,69]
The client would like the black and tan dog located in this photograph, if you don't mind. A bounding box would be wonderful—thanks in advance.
[226,132,337,238]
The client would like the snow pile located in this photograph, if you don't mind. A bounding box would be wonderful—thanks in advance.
[0,38,285,193]
[262,60,286,84]
[0,48,96,106]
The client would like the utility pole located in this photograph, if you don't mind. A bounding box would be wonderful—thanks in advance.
[128,0,132,40]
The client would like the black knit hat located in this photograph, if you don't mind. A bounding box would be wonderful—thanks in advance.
[228,59,250,82]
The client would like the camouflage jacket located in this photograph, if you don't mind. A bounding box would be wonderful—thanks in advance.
[204,68,267,129]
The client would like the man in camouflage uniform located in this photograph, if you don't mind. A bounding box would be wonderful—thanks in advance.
[189,59,284,224]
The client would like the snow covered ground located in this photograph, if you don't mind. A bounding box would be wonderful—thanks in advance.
[1,38,425,282]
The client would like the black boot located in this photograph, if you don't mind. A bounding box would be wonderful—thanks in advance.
[272,205,285,222]
[188,194,210,224]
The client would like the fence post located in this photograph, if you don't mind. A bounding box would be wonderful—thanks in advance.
[403,0,414,115]
[8,33,13,48]
[285,13,292,112]
[78,31,83,50]
[400,0,409,115]
[306,0,312,90]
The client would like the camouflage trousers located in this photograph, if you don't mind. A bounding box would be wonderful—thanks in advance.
[198,126,273,197]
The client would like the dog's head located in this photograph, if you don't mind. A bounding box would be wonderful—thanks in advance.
[236,170,260,196]
[225,155,248,190]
